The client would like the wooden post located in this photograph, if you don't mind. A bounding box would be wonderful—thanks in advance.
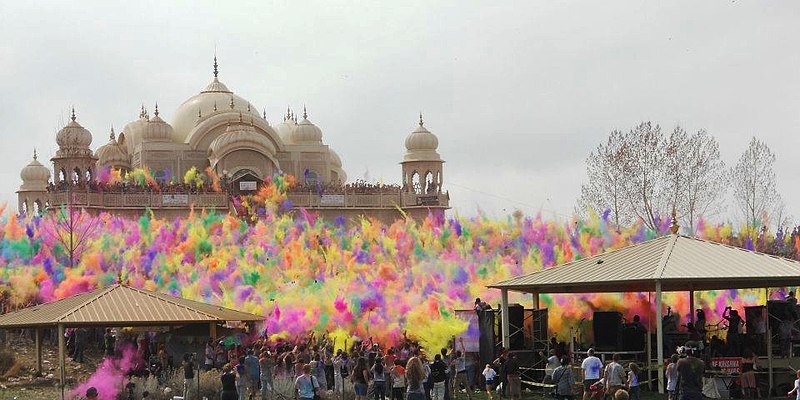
[532,292,540,310]
[58,324,66,400]
[689,286,695,323]
[35,328,42,375]
[655,281,665,394]
[647,292,653,391]
[210,322,217,340]
[501,289,510,349]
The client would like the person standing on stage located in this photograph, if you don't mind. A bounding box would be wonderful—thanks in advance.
[581,349,603,400]
[722,307,743,356]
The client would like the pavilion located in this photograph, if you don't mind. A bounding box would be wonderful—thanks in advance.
[0,283,262,399]
[489,224,800,394]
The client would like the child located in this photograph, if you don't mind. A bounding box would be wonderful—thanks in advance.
[665,354,678,400]
[626,363,640,400]
[787,369,800,400]
[482,364,497,400]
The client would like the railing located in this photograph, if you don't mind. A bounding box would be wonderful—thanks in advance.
[287,191,449,208]
[47,191,229,209]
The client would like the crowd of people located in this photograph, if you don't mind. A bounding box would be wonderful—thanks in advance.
[289,179,403,195]
[49,178,222,194]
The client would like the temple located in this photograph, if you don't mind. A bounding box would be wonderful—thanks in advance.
[16,58,449,224]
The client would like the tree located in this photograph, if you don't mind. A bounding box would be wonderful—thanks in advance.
[732,137,782,229]
[680,130,729,234]
[578,130,633,230]
[579,122,729,233]
[41,193,101,269]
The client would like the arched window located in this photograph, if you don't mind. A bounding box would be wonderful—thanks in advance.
[21,200,28,215]
[59,168,67,183]
[424,171,435,194]
[411,171,421,194]
[72,167,81,184]
[33,200,42,215]
[85,169,93,182]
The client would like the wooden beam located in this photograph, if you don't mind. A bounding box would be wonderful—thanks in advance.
[35,328,42,375]
[58,324,66,400]
[501,289,510,349]
[655,281,664,394]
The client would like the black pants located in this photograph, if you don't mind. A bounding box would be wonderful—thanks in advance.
[325,365,335,390]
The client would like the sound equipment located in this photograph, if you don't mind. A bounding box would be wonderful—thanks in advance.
[477,309,496,368]
[745,306,767,334]
[532,308,548,350]
[768,300,796,331]
[593,311,622,350]
[620,324,646,351]
[508,304,525,350]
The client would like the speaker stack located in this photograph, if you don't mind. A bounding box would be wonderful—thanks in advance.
[593,311,622,350]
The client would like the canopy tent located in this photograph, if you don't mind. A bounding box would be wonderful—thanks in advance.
[488,233,800,393]
[0,283,263,400]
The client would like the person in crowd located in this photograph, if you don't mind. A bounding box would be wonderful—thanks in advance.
[581,349,603,400]
[665,354,679,400]
[312,354,328,395]
[626,363,640,400]
[430,354,448,400]
[221,363,239,400]
[103,328,115,357]
[452,338,471,400]
[740,349,758,399]
[603,354,625,397]
[260,350,275,400]
[552,357,575,400]
[787,369,800,400]
[421,353,432,400]
[676,342,705,400]
[332,350,346,400]
[204,339,215,371]
[493,348,508,398]
[695,309,707,342]
[236,356,247,400]
[406,357,427,400]
[85,387,98,400]
[542,349,560,384]
[372,356,388,400]
[482,364,497,400]
[182,353,195,400]
[504,353,521,400]
[614,389,629,400]
[295,364,318,400]
[244,349,261,399]
[351,357,370,400]
[390,360,406,400]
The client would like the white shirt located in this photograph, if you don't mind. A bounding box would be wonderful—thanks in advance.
[545,356,560,376]
[483,368,497,381]
[581,356,603,380]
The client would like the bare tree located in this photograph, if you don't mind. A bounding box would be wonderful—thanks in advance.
[578,129,633,230]
[579,122,729,233]
[732,137,781,229]
[42,195,101,269]
[622,122,668,231]
[680,130,729,234]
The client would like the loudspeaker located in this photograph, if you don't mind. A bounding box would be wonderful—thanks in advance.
[508,304,525,350]
[621,325,645,351]
[593,311,622,350]
[477,309,496,368]
[768,301,794,331]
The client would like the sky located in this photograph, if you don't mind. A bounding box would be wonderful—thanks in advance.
[0,1,798,223]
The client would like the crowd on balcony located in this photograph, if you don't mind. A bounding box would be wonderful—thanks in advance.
[48,179,225,195]
[289,179,402,195]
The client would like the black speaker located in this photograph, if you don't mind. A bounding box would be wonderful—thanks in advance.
[593,311,622,350]
[508,304,525,350]
[478,309,496,368]
[620,325,645,351]
[532,308,548,350]
[768,301,794,331]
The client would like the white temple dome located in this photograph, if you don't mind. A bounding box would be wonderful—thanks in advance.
[290,109,323,144]
[20,152,51,188]
[142,107,174,142]
[171,60,261,144]
[95,128,130,169]
[329,148,343,167]
[208,119,277,158]
[275,111,297,143]
[55,109,93,156]
[403,115,442,162]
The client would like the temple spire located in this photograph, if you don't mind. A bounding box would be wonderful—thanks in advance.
[263,107,267,120]
[303,105,308,119]
[419,112,424,127]
[140,104,146,118]
[110,125,115,141]
[213,55,219,78]
[229,96,235,110]
[33,148,37,161]
[670,206,680,235]
[154,102,159,117]
[71,106,76,122]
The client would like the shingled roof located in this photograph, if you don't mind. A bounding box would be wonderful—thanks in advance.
[489,234,800,293]
[0,284,262,328]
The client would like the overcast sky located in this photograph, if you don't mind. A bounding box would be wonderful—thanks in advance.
[1,1,798,223]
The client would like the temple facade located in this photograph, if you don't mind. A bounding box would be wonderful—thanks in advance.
[16,59,449,224]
